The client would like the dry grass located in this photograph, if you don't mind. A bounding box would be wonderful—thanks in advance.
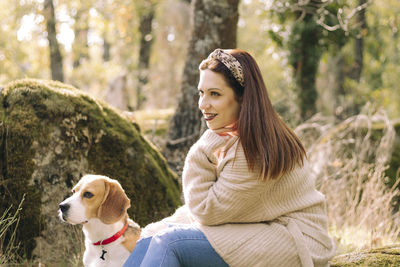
[295,104,400,254]
[59,225,85,267]
[0,197,24,265]
[0,197,84,267]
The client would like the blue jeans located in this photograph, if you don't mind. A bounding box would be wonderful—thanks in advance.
[123,225,229,267]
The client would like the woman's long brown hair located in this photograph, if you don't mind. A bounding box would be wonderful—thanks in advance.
[200,49,306,180]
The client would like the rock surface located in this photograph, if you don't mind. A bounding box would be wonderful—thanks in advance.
[0,79,182,264]
[330,244,400,266]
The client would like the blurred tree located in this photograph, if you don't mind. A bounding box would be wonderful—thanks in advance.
[288,13,323,119]
[164,0,240,175]
[269,0,370,119]
[102,20,111,62]
[71,1,90,68]
[0,1,30,83]
[136,1,157,110]
[44,0,64,82]
[352,0,367,82]
[143,0,191,109]
[328,0,369,118]
[359,0,400,117]
[113,0,138,71]
[94,0,121,63]
[1,0,398,120]
[0,0,50,85]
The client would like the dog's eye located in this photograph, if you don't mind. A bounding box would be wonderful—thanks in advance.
[83,192,94,199]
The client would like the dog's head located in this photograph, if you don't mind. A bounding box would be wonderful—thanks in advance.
[58,174,130,225]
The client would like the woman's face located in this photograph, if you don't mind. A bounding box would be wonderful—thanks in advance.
[198,69,241,130]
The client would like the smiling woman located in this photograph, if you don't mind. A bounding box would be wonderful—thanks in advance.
[197,69,241,133]
[123,49,336,267]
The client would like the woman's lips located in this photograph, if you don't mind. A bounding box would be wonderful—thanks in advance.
[204,113,217,121]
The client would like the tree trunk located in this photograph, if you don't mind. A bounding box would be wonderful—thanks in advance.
[44,0,64,82]
[164,0,239,175]
[103,23,111,62]
[72,7,90,68]
[136,5,155,110]
[288,13,323,120]
[352,0,367,82]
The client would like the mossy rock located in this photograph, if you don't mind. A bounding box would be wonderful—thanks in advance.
[0,79,182,264]
[330,244,400,266]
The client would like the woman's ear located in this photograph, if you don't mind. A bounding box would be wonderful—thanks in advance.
[98,180,131,224]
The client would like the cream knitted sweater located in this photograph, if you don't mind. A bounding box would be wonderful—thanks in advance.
[151,130,336,267]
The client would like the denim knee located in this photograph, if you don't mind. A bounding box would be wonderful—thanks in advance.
[152,225,205,247]
[126,225,229,267]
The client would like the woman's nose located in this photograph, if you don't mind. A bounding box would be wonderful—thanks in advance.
[198,96,210,110]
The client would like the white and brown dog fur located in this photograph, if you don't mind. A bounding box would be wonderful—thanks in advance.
[59,174,141,267]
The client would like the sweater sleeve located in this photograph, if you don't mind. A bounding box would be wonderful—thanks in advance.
[182,130,268,226]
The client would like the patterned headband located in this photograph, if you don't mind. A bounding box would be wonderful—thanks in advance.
[201,48,244,87]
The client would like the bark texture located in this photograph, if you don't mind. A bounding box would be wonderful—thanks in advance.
[44,0,64,82]
[164,0,240,176]
[137,5,156,110]
[288,13,323,120]
[352,0,367,82]
[72,5,90,68]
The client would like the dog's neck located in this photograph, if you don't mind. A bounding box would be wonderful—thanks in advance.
[83,218,125,244]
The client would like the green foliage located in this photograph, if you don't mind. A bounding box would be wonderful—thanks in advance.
[361,0,400,117]
[288,14,323,118]
[0,0,398,119]
[0,81,45,258]
[238,0,301,125]
[266,0,353,119]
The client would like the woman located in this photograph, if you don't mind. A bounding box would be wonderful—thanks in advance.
[124,49,335,267]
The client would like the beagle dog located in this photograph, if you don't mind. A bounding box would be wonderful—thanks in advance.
[59,174,141,267]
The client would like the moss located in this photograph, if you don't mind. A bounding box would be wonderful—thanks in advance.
[1,82,45,258]
[0,79,182,262]
[330,245,400,266]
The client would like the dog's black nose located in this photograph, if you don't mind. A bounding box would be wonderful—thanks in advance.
[59,203,70,213]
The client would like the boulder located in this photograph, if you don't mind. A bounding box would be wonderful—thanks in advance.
[0,79,182,264]
[330,244,400,266]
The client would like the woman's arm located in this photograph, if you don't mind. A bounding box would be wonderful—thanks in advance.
[183,130,268,226]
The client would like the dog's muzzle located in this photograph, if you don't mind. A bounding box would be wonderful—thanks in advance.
[59,203,70,221]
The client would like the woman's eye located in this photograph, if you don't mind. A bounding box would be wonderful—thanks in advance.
[211,91,220,96]
[198,90,204,96]
[83,192,94,198]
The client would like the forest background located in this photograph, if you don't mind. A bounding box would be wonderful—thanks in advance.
[1,0,400,264]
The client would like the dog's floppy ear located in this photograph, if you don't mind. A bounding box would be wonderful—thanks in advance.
[98,179,131,224]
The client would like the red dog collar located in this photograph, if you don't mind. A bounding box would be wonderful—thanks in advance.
[93,222,129,246]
